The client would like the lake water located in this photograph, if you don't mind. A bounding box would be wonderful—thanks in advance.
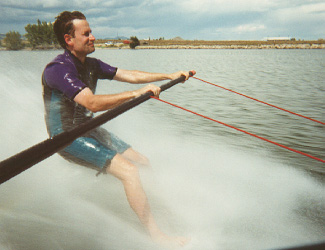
[0,49,324,250]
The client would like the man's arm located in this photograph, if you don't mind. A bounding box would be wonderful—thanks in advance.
[74,69,194,113]
[114,69,191,83]
[74,84,161,112]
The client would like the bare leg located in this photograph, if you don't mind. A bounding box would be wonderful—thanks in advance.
[121,148,150,167]
[107,153,190,247]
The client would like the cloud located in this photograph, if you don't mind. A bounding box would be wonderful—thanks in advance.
[211,23,266,40]
[235,24,266,33]
[272,2,325,23]
[4,0,65,9]
[0,0,324,39]
[176,0,277,14]
[263,2,325,38]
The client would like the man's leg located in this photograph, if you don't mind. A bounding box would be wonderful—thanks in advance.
[107,153,189,247]
[121,148,150,166]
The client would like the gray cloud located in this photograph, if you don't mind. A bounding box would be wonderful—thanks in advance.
[0,0,324,40]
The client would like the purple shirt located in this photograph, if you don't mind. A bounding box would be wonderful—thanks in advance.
[42,50,118,135]
[44,50,117,100]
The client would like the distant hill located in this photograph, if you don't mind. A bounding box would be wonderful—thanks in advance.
[0,34,5,40]
[172,36,184,41]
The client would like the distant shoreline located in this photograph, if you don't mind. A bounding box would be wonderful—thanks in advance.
[135,44,325,49]
[95,39,325,49]
[1,40,324,51]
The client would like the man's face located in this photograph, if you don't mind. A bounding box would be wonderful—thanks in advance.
[70,19,96,56]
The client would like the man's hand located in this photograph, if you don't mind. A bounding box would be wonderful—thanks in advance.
[135,84,161,98]
[169,70,196,82]
[133,70,196,98]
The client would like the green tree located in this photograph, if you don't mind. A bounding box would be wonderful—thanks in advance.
[130,36,140,49]
[4,31,23,50]
[25,19,58,49]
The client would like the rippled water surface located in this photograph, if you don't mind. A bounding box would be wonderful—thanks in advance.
[0,49,324,250]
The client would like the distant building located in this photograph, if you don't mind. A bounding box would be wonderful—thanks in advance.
[264,37,295,41]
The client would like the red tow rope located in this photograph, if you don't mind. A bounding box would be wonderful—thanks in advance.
[150,96,325,163]
[192,76,325,126]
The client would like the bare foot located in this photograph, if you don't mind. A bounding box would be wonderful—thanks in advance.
[151,230,191,249]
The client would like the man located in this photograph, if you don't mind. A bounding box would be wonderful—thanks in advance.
[42,11,194,247]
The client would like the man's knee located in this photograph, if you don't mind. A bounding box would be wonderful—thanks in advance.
[122,148,150,166]
[107,153,140,181]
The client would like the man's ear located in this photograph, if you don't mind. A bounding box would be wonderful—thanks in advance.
[64,34,73,47]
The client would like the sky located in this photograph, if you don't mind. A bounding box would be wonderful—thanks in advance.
[0,0,324,40]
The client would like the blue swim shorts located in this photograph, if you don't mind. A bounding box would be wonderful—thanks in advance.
[58,127,130,170]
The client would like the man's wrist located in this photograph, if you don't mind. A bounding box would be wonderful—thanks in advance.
[132,90,140,98]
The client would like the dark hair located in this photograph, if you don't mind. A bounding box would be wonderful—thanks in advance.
[53,11,86,49]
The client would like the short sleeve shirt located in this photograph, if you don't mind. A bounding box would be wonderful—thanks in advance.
[42,50,118,135]
[43,50,117,100]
